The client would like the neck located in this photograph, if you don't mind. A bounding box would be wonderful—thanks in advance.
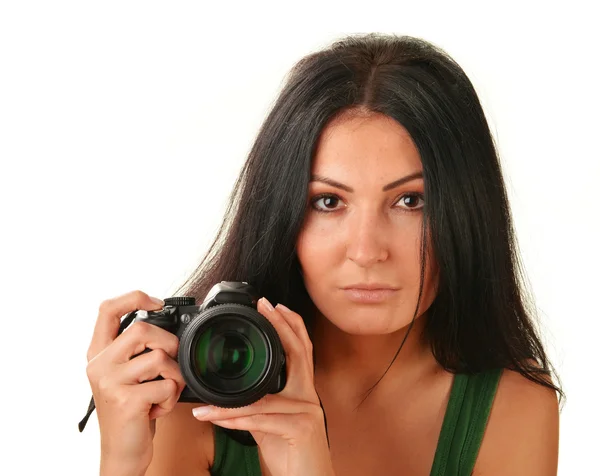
[311,311,435,406]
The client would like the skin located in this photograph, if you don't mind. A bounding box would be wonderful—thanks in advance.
[87,110,559,476]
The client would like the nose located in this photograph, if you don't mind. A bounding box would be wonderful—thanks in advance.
[345,211,389,268]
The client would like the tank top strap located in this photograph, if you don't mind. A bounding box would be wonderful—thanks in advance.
[430,367,503,476]
[210,426,261,476]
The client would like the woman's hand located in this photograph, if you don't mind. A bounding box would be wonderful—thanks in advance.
[85,290,187,476]
[192,298,335,476]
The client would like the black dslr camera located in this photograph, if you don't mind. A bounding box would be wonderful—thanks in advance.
[135,281,287,407]
[79,281,287,446]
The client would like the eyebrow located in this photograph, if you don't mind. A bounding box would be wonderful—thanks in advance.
[309,171,423,193]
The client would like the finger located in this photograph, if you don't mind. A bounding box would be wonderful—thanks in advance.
[275,303,314,375]
[103,321,180,364]
[130,378,180,420]
[258,298,314,392]
[258,298,307,369]
[117,348,185,392]
[210,412,324,442]
[191,393,318,421]
[209,414,288,436]
[88,290,165,360]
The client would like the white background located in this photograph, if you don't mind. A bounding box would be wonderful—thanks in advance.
[1,1,598,474]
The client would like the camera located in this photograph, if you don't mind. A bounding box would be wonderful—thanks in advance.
[134,281,287,409]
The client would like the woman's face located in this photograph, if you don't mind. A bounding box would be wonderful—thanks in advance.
[296,112,439,335]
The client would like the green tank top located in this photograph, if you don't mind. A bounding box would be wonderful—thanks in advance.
[210,368,502,476]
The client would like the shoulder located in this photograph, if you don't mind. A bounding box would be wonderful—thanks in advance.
[146,402,215,475]
[472,366,559,475]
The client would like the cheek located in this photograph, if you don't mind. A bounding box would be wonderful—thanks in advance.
[296,224,340,281]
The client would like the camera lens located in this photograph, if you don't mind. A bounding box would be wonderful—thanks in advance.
[191,315,269,394]
[178,302,286,408]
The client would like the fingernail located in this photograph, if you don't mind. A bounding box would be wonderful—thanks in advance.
[275,303,290,312]
[192,406,213,418]
[150,296,164,306]
[261,297,275,312]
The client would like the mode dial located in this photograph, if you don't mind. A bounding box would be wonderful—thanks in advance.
[164,297,196,307]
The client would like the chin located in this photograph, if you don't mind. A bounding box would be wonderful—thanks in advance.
[325,308,412,336]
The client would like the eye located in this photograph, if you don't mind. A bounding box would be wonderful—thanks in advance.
[395,193,424,211]
[309,193,345,213]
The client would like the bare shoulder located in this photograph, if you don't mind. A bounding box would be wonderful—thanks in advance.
[146,402,215,475]
[473,366,560,475]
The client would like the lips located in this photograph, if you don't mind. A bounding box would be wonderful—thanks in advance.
[342,284,398,304]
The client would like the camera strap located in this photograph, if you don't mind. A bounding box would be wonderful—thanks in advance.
[78,310,138,432]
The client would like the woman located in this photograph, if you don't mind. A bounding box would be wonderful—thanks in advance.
[85,33,562,475]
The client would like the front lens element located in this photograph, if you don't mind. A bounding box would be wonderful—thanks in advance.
[207,332,254,379]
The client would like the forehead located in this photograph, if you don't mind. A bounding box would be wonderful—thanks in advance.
[312,112,423,175]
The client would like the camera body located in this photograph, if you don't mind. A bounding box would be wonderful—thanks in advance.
[134,281,287,408]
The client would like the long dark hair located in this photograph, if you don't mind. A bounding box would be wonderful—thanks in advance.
[173,33,564,404]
